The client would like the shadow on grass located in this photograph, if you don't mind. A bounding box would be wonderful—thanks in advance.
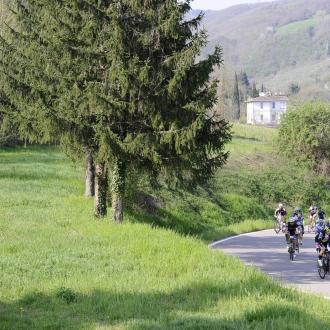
[0,280,326,329]
[0,146,64,164]
[0,171,68,182]
[127,206,237,242]
[232,135,261,142]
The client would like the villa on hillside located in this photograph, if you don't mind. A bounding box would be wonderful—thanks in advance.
[246,93,288,126]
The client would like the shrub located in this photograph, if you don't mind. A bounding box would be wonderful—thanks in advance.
[278,103,330,174]
[56,287,77,304]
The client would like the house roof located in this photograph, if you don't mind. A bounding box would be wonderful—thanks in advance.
[246,95,288,103]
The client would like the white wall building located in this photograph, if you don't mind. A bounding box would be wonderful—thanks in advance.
[246,94,288,126]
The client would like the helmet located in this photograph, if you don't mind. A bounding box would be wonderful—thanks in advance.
[278,203,284,208]
[294,207,301,213]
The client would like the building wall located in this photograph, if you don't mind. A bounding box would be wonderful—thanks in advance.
[246,101,287,125]
[247,103,254,124]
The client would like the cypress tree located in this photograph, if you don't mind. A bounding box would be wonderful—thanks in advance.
[233,72,240,120]
[240,71,250,88]
[251,82,259,98]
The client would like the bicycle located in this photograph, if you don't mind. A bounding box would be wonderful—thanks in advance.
[288,235,298,261]
[308,214,318,233]
[318,250,330,279]
[296,226,303,249]
[274,215,285,234]
[308,219,316,233]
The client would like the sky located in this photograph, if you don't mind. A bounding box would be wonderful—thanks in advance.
[191,0,274,10]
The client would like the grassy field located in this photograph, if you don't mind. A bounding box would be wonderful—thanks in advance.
[1,125,330,329]
[276,14,324,36]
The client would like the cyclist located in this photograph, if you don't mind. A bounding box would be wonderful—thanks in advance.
[318,208,326,221]
[286,216,299,256]
[316,220,330,267]
[274,203,287,224]
[293,207,304,244]
[315,219,325,253]
[309,202,318,227]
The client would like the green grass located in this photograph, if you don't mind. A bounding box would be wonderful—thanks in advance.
[276,15,325,36]
[1,145,330,329]
[232,124,278,143]
[123,124,329,243]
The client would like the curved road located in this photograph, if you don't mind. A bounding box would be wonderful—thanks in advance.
[210,229,330,298]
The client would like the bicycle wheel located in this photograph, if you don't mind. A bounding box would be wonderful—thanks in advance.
[274,221,280,234]
[318,262,327,279]
[290,250,294,260]
[288,245,294,260]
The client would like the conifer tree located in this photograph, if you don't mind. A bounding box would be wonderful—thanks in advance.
[1,0,231,222]
[251,83,259,98]
[0,0,110,213]
[233,72,240,120]
[240,71,250,88]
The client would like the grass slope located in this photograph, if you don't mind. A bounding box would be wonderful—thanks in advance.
[0,145,330,329]
[130,124,329,242]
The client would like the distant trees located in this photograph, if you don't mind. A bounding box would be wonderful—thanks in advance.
[251,83,259,98]
[288,83,301,95]
[233,72,241,120]
[278,103,330,174]
[0,0,231,221]
[217,70,264,121]
[239,71,250,89]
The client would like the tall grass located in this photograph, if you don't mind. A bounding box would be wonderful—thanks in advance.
[232,123,278,143]
[0,146,330,329]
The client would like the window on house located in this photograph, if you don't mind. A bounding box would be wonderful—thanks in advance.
[272,102,276,108]
[272,113,276,121]
[260,114,264,121]
[260,102,263,109]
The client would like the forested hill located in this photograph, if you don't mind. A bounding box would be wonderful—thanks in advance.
[194,0,330,100]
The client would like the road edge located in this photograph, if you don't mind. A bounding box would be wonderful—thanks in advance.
[208,228,274,249]
[209,229,330,301]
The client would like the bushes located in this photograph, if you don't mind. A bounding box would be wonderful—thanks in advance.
[278,103,330,174]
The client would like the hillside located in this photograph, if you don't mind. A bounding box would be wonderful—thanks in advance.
[197,0,330,100]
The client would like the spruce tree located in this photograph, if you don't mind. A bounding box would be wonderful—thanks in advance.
[0,0,110,213]
[233,72,240,120]
[94,0,231,220]
[1,0,231,222]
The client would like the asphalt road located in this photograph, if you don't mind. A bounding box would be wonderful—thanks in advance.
[210,229,330,298]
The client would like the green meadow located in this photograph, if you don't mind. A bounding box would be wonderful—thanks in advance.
[1,125,330,329]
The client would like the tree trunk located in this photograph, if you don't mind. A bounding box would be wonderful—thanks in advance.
[84,151,95,197]
[94,163,108,218]
[111,159,126,222]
